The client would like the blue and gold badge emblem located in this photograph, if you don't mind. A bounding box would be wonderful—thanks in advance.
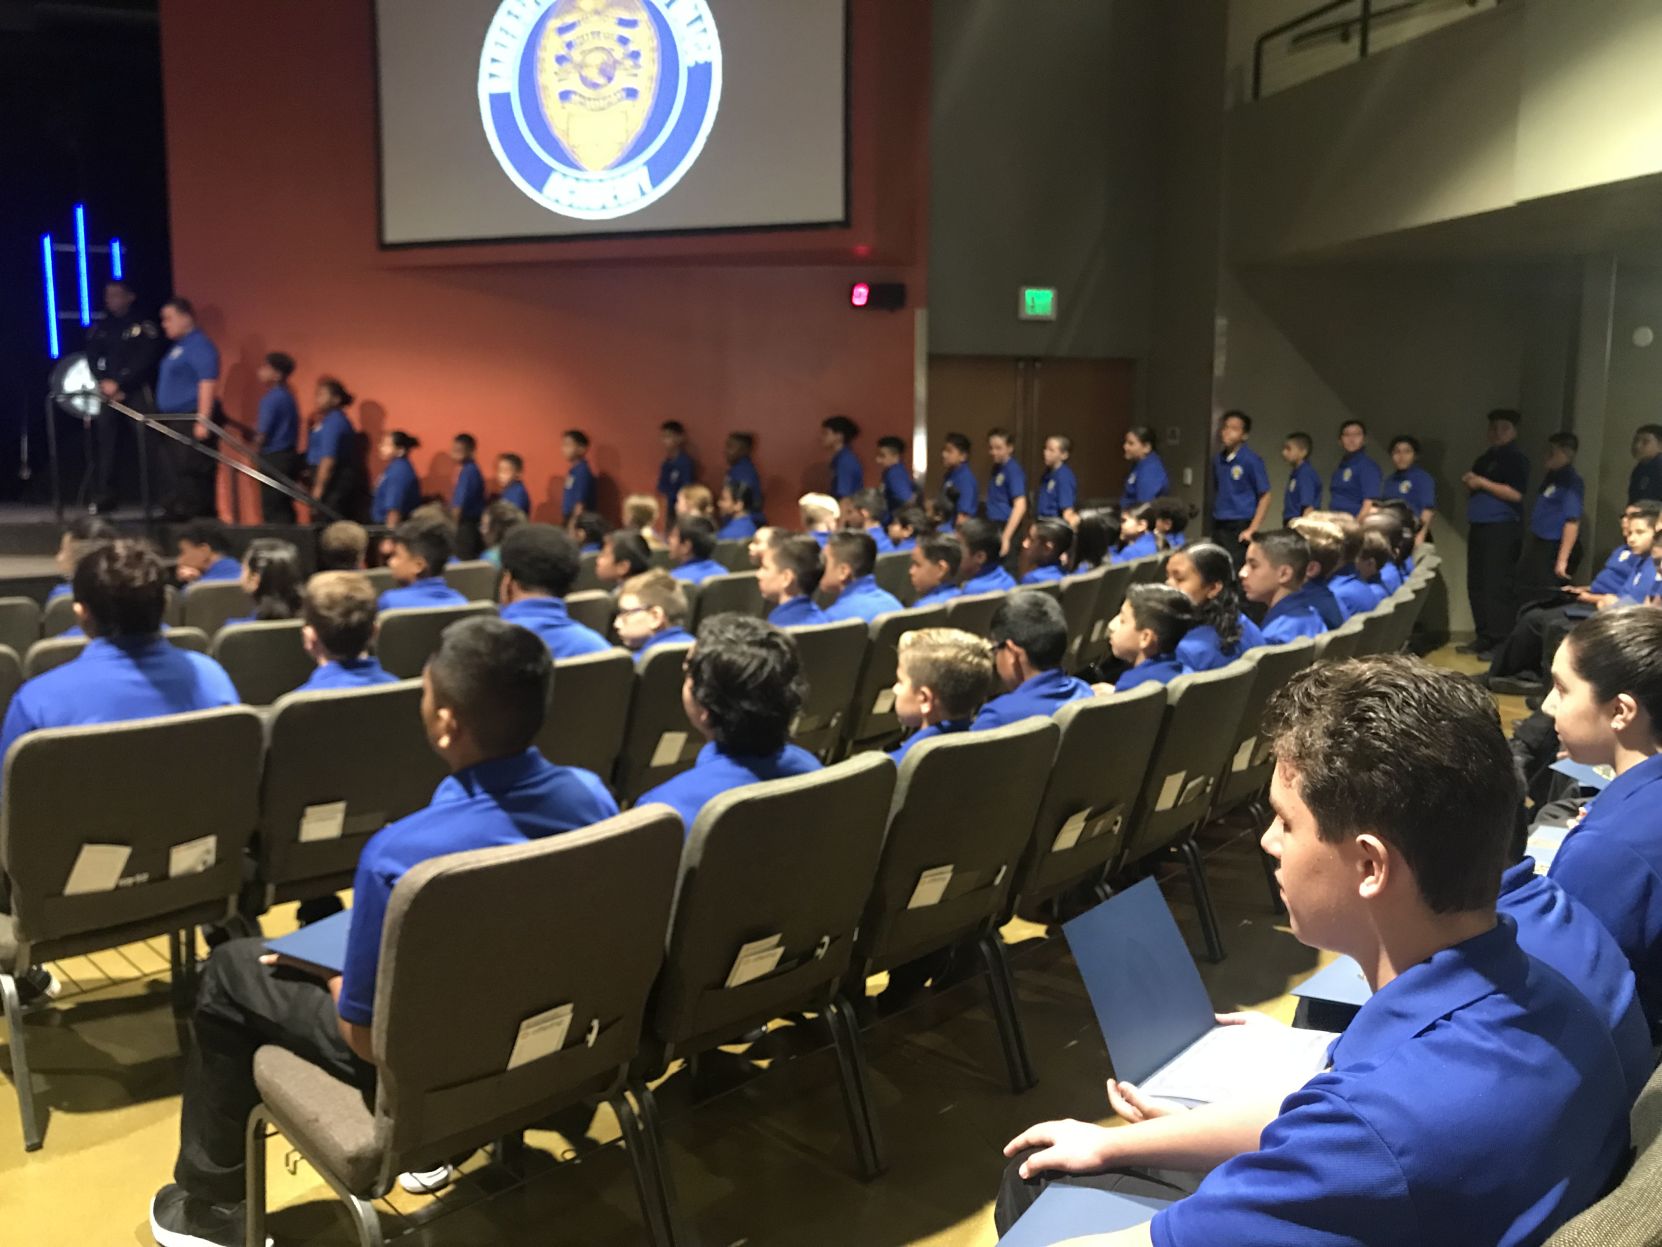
[479,0,722,221]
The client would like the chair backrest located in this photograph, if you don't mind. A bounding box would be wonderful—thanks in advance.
[181,580,255,636]
[374,602,496,678]
[210,620,315,705]
[573,551,602,593]
[1057,572,1104,673]
[1313,617,1363,662]
[1,706,264,964]
[1353,603,1395,655]
[372,808,684,1184]
[1022,580,1062,604]
[1010,686,1167,914]
[944,590,1005,637]
[1380,588,1426,653]
[257,681,445,906]
[1129,555,1167,585]
[838,605,949,754]
[42,594,77,638]
[1077,562,1134,670]
[22,628,211,679]
[713,539,752,572]
[443,560,501,602]
[0,645,21,729]
[649,547,673,570]
[536,649,634,780]
[645,756,896,1061]
[363,566,397,596]
[1543,1058,1662,1245]
[612,641,698,801]
[0,597,41,657]
[1120,662,1255,865]
[874,551,913,605]
[564,589,615,639]
[690,572,765,628]
[1211,638,1316,816]
[784,619,870,760]
[855,717,1059,972]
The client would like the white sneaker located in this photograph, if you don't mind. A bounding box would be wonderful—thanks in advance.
[397,1165,456,1195]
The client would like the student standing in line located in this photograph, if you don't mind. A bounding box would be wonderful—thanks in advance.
[371,432,422,529]
[1038,435,1080,525]
[448,433,486,560]
[253,352,301,523]
[1461,408,1530,658]
[986,427,1029,558]
[875,435,916,521]
[1280,432,1321,523]
[560,430,596,528]
[304,377,366,523]
[1382,435,1436,543]
[1630,424,1662,504]
[722,431,764,519]
[823,415,864,499]
[1517,431,1585,609]
[656,420,696,518]
[1210,410,1271,567]
[493,452,531,515]
[1328,420,1382,518]
[941,432,980,525]
[1120,426,1168,511]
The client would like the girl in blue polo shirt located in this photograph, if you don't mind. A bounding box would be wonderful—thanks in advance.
[371,431,422,527]
[1019,517,1072,585]
[1113,504,1160,564]
[1166,542,1265,672]
[1108,584,1199,692]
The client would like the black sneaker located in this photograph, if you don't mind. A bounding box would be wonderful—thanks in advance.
[1489,675,1545,697]
[14,966,60,1012]
[149,1183,257,1247]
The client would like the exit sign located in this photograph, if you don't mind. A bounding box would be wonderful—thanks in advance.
[1019,286,1057,321]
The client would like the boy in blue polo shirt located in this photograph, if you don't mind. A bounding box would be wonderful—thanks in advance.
[875,435,916,520]
[997,657,1629,1247]
[448,433,485,559]
[973,593,1092,729]
[1242,530,1330,642]
[175,519,240,585]
[559,429,596,527]
[657,420,696,516]
[493,452,531,515]
[1280,432,1321,523]
[886,504,925,554]
[636,615,819,833]
[822,531,904,623]
[759,533,830,628]
[716,481,759,541]
[1120,426,1168,511]
[150,618,619,1246]
[1211,410,1270,565]
[722,431,763,519]
[849,488,895,553]
[1328,420,1382,517]
[296,572,398,692]
[941,432,979,524]
[1519,431,1584,606]
[1106,584,1199,692]
[253,351,301,524]
[614,569,694,657]
[823,415,863,499]
[1020,518,1072,585]
[1037,435,1079,523]
[378,516,468,612]
[1287,517,1350,626]
[888,628,995,763]
[1383,435,1436,540]
[909,532,963,609]
[986,427,1029,558]
[667,515,725,585]
[497,524,611,659]
[958,518,1016,595]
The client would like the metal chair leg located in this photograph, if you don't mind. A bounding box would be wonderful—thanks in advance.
[245,1107,269,1247]
[612,1085,680,1247]
[0,971,42,1151]
[1179,838,1227,963]
[826,992,886,1179]
[977,935,1038,1094]
[343,1193,385,1247]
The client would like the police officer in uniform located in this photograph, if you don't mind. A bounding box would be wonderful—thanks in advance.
[84,279,163,513]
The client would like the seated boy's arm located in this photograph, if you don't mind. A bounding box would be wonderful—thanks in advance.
[329,975,375,1063]
[1005,1092,1285,1180]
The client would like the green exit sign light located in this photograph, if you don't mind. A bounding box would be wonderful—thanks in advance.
[1020,286,1057,321]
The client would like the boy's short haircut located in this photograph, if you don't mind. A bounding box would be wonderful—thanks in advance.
[918,531,963,576]
[1149,495,1191,535]
[563,428,591,449]
[428,617,550,757]
[74,539,167,637]
[1633,500,1662,525]
[1548,431,1580,454]
[723,480,758,514]
[688,615,805,757]
[303,571,378,659]
[1637,424,1662,443]
[853,487,887,521]
[1126,583,1200,656]
[497,452,524,473]
[179,518,230,553]
[672,514,718,560]
[661,420,686,436]
[678,483,714,516]
[393,515,453,575]
[319,520,369,570]
[409,500,450,525]
[898,628,997,721]
[827,530,878,579]
[891,504,926,534]
[1362,510,1414,561]
[605,529,652,577]
[1028,517,1074,561]
[574,511,608,548]
[1487,408,1521,430]
[624,493,661,528]
[944,431,972,455]
[1374,497,1417,529]
[989,590,1069,670]
[1221,409,1253,433]
[483,499,527,548]
[501,523,582,597]
[727,431,755,453]
[1263,655,1516,913]
[1290,517,1344,578]
[1254,529,1311,580]
[987,426,1013,445]
[1339,419,1366,435]
[621,568,690,626]
[822,415,859,442]
[264,351,295,379]
[453,433,478,454]
[1047,434,1073,455]
[958,516,1002,564]
[798,492,838,527]
[772,535,825,596]
[1286,432,1313,455]
[1390,434,1421,454]
[1357,528,1396,571]
[876,435,906,456]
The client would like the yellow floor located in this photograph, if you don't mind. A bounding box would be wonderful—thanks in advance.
[1,647,1511,1246]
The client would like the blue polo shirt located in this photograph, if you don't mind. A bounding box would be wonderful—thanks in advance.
[1328,450,1381,516]
[1283,460,1321,522]
[46,581,71,602]
[972,667,1092,729]
[306,408,354,468]
[1380,561,1405,593]
[1631,455,1662,504]
[890,536,917,554]
[717,514,757,541]
[1529,466,1584,541]
[961,565,1016,595]
[866,525,894,554]
[1038,463,1078,517]
[0,635,239,774]
[1551,752,1662,1033]
[944,462,979,518]
[1020,564,1064,586]
[378,577,467,612]
[830,446,863,498]
[1175,614,1266,673]
[195,555,242,583]
[499,480,531,514]
[1329,568,1386,617]
[300,657,398,692]
[155,329,219,413]
[337,749,618,1026]
[725,456,763,515]
[658,451,696,510]
[1590,543,1638,595]
[451,460,485,521]
[562,459,595,518]
[887,719,972,764]
[1212,446,1270,522]
[1112,532,1158,564]
[1114,656,1184,692]
[670,558,726,585]
[881,462,916,518]
[256,386,299,454]
[1122,452,1168,510]
[986,459,1027,523]
[1468,442,1530,524]
[637,740,821,835]
[500,597,610,659]
[638,627,694,658]
[1151,918,1628,1247]
[1385,465,1436,514]
[1615,558,1658,604]
[1304,578,1348,628]
[913,584,960,609]
[768,596,830,628]
[372,457,421,524]
[825,575,903,623]
[1261,585,1331,643]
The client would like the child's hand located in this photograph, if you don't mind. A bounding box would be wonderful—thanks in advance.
[1107,1079,1178,1123]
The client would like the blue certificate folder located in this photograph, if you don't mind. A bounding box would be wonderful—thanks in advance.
[997,1183,1171,1246]
[1550,759,1613,792]
[264,908,353,977]
[1291,956,1371,1008]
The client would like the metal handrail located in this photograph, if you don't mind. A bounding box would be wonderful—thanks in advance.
[1252,0,1489,100]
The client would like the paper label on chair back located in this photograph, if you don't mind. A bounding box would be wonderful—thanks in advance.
[651,731,689,768]
[299,801,348,844]
[1155,771,1186,812]
[64,843,131,895]
[725,934,785,988]
[907,864,954,909]
[871,689,896,715]
[507,1002,574,1070]
[1052,811,1090,853]
[168,835,218,878]
[1231,736,1256,773]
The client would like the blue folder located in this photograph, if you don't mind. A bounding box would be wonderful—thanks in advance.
[997,1183,1171,1245]
[264,908,353,977]
[1549,759,1612,792]
[1291,955,1371,1007]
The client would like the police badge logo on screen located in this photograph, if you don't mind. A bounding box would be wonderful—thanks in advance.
[478,0,723,222]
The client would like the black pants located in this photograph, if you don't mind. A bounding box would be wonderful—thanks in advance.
[1467,520,1522,647]
[1488,601,1579,680]
[174,938,374,1205]
[259,450,303,524]
[456,516,483,560]
[1211,520,1252,569]
[1515,534,1580,616]
[994,1147,1195,1237]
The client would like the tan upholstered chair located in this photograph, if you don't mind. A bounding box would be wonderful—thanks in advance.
[373,602,494,679]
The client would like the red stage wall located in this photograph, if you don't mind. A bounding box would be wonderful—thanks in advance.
[157,0,928,526]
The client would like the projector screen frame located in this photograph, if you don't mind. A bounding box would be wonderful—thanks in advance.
[371,0,854,253]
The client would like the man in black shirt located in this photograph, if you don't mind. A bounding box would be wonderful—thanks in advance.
[1460,409,1530,657]
[84,279,164,514]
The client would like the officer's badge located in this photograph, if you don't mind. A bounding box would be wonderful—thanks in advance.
[1544,485,1557,497]
[1399,481,1411,494]
[1342,468,1353,482]
[994,473,1004,487]
[1045,480,1055,493]
[1231,466,1243,481]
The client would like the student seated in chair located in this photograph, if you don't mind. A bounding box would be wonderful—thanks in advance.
[1286,517,1348,626]
[1105,584,1199,692]
[973,592,1092,729]
[49,515,116,600]
[996,657,1629,1247]
[716,480,759,542]
[148,618,619,1246]
[1070,507,1118,574]
[1167,542,1264,673]
[1113,503,1160,564]
[1150,495,1190,552]
[1241,530,1329,644]
[296,572,398,691]
[1318,511,1382,618]
[760,533,830,628]
[219,538,303,630]
[175,519,241,585]
[595,527,652,589]
[667,514,725,585]
[850,486,895,553]
[614,568,694,658]
[496,524,611,659]
[887,503,925,554]
[822,530,904,623]
[798,492,839,547]
[317,520,369,572]
[636,615,820,833]
[570,511,608,557]
[377,516,467,612]
[1021,517,1073,585]
[910,532,964,609]
[480,499,527,569]
[888,627,996,763]
[958,517,1016,595]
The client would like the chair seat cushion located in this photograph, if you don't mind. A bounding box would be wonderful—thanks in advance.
[253,1045,382,1195]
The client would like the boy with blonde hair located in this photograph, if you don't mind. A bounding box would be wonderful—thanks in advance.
[300,572,398,690]
[798,492,840,546]
[889,627,997,763]
[624,493,667,550]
